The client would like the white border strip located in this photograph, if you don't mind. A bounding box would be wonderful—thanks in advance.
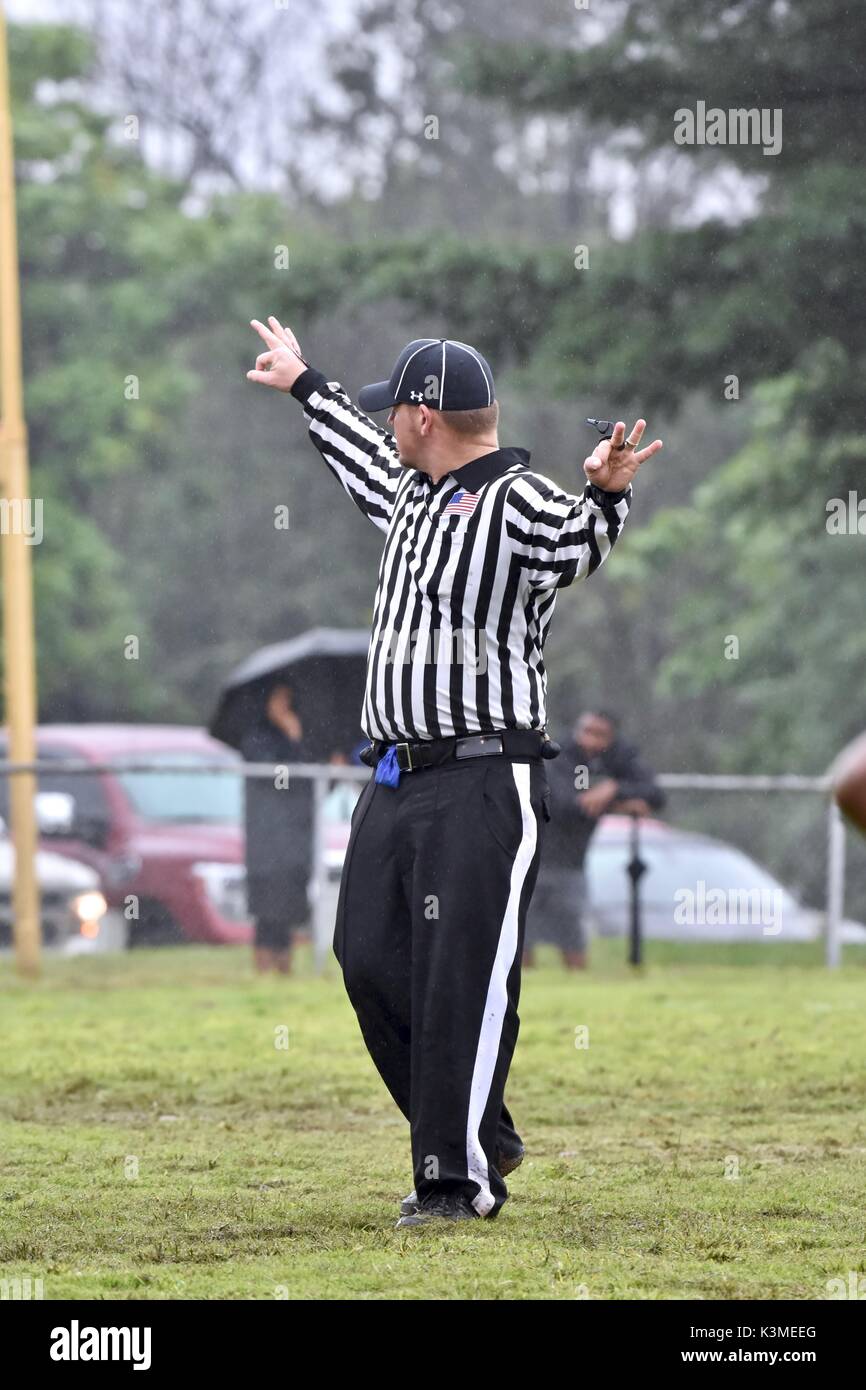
[465,761,537,1215]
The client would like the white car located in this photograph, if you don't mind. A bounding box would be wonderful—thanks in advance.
[0,833,126,955]
[585,816,866,944]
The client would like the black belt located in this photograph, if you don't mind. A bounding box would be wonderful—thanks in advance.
[361,729,561,772]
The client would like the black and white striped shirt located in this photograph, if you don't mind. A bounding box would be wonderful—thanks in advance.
[291,368,632,743]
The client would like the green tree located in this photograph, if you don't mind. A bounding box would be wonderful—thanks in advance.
[9,23,195,718]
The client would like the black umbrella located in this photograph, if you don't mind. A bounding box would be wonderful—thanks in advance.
[209,627,370,760]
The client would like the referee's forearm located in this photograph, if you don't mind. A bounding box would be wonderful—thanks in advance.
[288,365,402,532]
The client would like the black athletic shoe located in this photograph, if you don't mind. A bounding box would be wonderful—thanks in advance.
[395,1192,479,1229]
[399,1144,525,1217]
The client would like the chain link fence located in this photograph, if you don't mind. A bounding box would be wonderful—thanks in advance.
[1,759,862,969]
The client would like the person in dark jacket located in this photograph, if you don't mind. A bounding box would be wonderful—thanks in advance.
[240,682,312,974]
[525,708,665,970]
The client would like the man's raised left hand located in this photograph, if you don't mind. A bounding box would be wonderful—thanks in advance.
[583,419,663,493]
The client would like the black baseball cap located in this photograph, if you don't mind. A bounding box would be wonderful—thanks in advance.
[357,338,495,413]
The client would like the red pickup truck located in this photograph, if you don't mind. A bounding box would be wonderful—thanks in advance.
[0,725,251,945]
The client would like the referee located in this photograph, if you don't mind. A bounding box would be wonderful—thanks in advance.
[247,316,663,1227]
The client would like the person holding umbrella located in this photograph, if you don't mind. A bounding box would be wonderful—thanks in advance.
[240,681,311,975]
[210,629,372,974]
[247,316,663,1226]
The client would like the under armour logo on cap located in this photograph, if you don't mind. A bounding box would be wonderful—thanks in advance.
[357,338,495,414]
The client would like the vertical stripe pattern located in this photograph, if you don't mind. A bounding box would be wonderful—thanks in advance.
[465,761,537,1216]
[295,371,632,741]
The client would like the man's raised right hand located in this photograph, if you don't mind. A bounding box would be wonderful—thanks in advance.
[246,316,308,392]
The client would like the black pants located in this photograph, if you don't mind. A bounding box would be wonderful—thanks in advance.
[333,754,549,1216]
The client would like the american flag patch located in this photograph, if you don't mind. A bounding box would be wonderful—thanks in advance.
[443,489,479,517]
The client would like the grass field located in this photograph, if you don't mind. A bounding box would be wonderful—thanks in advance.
[2,940,866,1301]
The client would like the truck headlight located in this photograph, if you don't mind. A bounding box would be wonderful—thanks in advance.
[191,862,248,922]
[71,890,108,938]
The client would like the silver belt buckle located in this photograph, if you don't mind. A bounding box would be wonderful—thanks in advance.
[455,733,504,760]
[395,742,414,772]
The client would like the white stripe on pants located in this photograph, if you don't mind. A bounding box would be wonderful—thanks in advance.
[465,761,538,1215]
